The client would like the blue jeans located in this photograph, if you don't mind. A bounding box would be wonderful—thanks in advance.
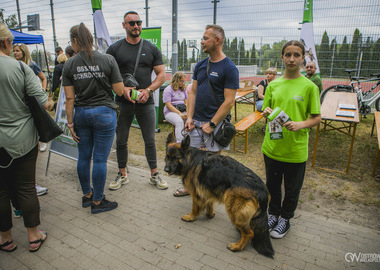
[74,106,116,201]
[256,99,264,112]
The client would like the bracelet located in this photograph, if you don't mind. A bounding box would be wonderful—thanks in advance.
[67,123,74,128]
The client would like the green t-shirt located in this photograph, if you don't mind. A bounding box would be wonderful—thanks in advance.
[307,74,323,93]
[261,76,321,163]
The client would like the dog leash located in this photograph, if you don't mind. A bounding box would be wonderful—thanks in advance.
[193,125,210,151]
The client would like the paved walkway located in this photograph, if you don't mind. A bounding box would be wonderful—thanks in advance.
[1,149,379,270]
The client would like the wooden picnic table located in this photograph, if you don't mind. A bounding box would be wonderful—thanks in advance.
[372,111,380,176]
[312,91,360,174]
[234,87,256,121]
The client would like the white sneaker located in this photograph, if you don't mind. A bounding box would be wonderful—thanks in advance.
[36,184,48,196]
[109,172,129,190]
[39,142,47,152]
[149,172,168,190]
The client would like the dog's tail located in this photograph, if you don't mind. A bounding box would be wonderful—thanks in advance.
[250,193,274,258]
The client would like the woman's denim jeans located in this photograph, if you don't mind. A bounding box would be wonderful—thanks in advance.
[74,106,116,201]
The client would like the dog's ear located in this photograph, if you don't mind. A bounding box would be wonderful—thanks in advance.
[181,135,190,151]
[166,133,176,147]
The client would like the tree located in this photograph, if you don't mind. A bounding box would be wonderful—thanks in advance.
[329,38,338,77]
[177,40,182,70]
[361,37,372,76]
[238,38,246,65]
[250,43,257,65]
[262,40,286,70]
[318,31,330,76]
[258,44,271,71]
[244,50,250,65]
[223,38,229,57]
[336,36,349,77]
[189,48,196,65]
[349,28,362,70]
[182,39,188,70]
[0,10,18,28]
[230,37,238,64]
[370,38,380,74]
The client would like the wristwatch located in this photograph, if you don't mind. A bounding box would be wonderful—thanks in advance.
[147,88,153,94]
[209,121,216,129]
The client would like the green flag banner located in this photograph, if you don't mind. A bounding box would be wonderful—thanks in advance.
[302,0,313,23]
[300,0,320,74]
[91,0,101,12]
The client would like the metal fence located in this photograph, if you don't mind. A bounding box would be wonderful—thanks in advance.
[2,0,379,82]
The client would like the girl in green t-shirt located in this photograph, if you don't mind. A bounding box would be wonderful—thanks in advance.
[261,40,321,239]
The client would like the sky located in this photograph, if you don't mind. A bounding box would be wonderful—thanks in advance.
[1,0,379,58]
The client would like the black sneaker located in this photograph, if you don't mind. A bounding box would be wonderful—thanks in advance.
[82,194,93,208]
[270,217,290,239]
[268,214,279,231]
[91,198,118,214]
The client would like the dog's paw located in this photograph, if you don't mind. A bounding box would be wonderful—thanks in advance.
[227,243,242,252]
[181,214,195,222]
[206,211,215,218]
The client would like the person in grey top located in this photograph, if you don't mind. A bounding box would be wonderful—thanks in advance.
[0,23,48,252]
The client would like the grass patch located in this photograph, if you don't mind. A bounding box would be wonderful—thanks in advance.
[127,103,380,208]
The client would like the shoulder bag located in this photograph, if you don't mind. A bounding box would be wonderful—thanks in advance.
[206,59,236,147]
[123,39,144,88]
[19,61,63,143]
[174,103,187,112]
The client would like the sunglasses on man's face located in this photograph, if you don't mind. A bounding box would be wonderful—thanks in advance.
[126,20,142,27]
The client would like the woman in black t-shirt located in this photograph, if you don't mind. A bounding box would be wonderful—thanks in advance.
[63,23,125,214]
[256,68,277,111]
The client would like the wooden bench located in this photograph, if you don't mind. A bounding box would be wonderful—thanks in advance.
[233,111,264,154]
[239,80,255,90]
[163,119,175,136]
[372,111,380,176]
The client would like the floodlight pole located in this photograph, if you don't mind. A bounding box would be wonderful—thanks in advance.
[16,0,22,32]
[357,38,370,78]
[144,0,150,27]
[172,0,178,74]
[50,0,58,49]
[212,0,219,24]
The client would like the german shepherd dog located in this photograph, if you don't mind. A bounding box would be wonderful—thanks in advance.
[164,134,274,258]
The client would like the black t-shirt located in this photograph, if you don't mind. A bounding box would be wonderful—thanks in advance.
[52,62,64,91]
[62,51,123,109]
[106,38,163,104]
[256,79,268,101]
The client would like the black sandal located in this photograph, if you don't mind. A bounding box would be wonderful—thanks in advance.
[0,240,17,252]
[29,231,47,252]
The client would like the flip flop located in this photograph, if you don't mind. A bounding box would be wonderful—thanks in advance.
[173,187,189,197]
[29,230,47,253]
[0,240,17,252]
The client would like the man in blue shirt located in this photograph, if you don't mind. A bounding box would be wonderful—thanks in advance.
[185,25,239,152]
